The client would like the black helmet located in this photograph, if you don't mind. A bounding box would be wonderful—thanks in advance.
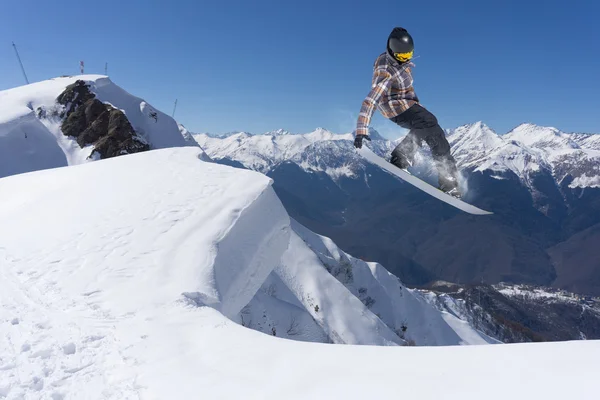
[387,27,414,63]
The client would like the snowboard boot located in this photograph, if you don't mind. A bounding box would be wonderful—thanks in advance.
[438,175,461,199]
[390,148,412,170]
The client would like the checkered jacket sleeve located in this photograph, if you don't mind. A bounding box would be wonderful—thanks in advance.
[356,68,392,137]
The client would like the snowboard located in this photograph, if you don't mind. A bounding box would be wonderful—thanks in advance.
[358,146,493,215]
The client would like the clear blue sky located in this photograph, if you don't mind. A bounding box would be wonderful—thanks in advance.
[1,0,598,139]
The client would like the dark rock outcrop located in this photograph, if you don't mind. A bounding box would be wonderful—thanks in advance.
[57,80,95,119]
[57,80,149,159]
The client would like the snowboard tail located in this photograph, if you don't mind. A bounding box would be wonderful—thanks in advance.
[358,146,492,215]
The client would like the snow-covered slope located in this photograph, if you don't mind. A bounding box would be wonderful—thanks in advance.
[0,75,196,179]
[0,146,490,346]
[291,221,497,345]
[0,146,509,398]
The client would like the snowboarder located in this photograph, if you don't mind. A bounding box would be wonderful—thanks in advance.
[354,27,461,198]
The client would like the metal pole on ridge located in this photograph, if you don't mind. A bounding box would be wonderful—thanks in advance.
[12,42,29,84]
[172,99,178,118]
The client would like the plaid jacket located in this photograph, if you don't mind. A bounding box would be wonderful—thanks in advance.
[356,52,419,137]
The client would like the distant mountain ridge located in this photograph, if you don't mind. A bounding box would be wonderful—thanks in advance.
[195,123,600,187]
[193,123,600,296]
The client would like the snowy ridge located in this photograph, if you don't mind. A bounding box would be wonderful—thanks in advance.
[0,75,198,179]
[505,123,580,150]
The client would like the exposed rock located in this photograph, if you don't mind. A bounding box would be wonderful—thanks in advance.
[57,80,95,119]
[75,100,109,145]
[56,80,149,159]
[93,110,149,158]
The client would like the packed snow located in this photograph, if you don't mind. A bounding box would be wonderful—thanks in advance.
[0,75,198,179]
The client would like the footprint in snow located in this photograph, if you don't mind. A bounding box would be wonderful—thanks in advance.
[83,335,104,343]
[29,376,44,391]
[62,343,76,355]
[29,348,53,359]
[63,362,93,374]
[35,321,51,330]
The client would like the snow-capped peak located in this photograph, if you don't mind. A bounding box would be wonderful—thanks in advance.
[264,128,292,136]
[505,123,580,150]
[304,127,349,141]
[449,122,504,153]
[205,131,253,138]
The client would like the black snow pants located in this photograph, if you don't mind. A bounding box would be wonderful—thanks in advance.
[390,104,459,188]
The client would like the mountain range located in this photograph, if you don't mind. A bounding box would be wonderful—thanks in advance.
[194,122,600,296]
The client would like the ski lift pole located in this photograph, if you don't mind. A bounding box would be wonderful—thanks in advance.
[172,99,178,118]
[12,42,29,84]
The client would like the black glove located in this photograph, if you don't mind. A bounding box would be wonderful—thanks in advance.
[354,134,371,149]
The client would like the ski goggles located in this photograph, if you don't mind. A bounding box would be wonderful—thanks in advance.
[394,50,413,62]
